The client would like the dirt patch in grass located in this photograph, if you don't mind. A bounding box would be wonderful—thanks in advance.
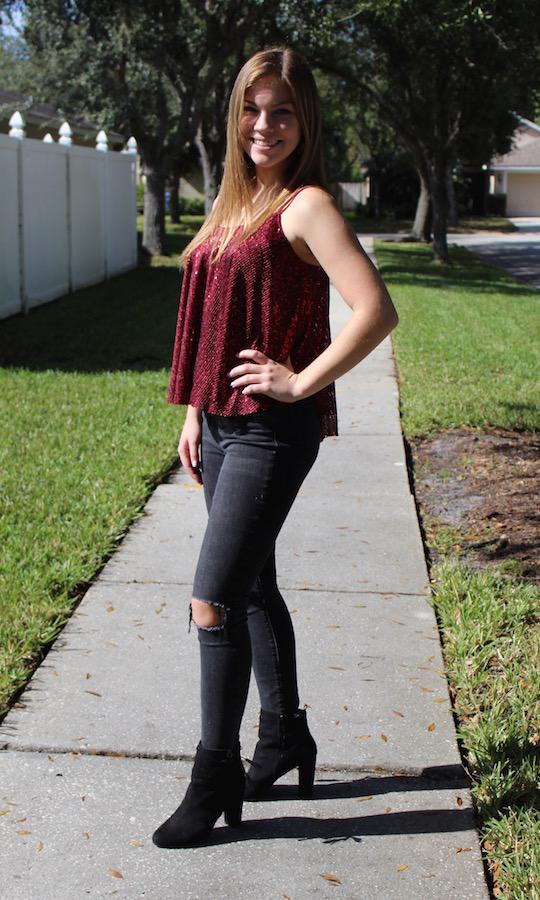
[408,428,540,585]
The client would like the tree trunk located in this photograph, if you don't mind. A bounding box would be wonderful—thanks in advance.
[195,124,218,215]
[423,199,433,242]
[370,174,380,218]
[142,159,167,256]
[446,163,459,227]
[427,155,449,263]
[409,168,430,240]
[169,168,180,224]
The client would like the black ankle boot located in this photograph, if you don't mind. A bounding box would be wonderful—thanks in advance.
[244,708,317,800]
[152,741,245,848]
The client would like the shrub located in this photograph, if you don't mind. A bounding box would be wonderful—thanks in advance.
[178,196,205,215]
[487,192,507,216]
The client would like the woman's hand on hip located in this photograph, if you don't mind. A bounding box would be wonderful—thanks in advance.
[178,407,203,484]
[228,349,302,403]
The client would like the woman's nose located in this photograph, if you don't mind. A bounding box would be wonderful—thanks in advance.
[254,109,271,131]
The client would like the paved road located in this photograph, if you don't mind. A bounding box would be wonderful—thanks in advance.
[447,217,540,289]
[0,239,489,899]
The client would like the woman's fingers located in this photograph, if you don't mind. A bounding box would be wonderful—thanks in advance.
[229,364,263,386]
[228,347,298,402]
[237,348,268,363]
[178,435,203,484]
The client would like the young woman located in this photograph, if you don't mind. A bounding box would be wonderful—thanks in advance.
[152,47,398,849]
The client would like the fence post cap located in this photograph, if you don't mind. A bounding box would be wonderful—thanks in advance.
[96,129,108,152]
[9,110,25,128]
[9,110,26,139]
[58,121,73,145]
[43,133,55,143]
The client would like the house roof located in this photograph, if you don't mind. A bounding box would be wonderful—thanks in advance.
[492,138,540,169]
[491,115,540,170]
[0,88,125,146]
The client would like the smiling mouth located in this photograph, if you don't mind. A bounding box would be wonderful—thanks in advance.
[250,137,281,148]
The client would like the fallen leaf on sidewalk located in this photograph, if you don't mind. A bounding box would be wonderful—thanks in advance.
[392,710,405,717]
[320,873,342,884]
[84,690,102,698]
[380,733,389,742]
[397,864,409,872]
[108,868,124,879]
[427,722,436,731]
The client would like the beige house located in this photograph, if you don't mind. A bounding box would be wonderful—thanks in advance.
[490,116,540,216]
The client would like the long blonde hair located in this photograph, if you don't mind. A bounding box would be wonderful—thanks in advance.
[179,47,327,267]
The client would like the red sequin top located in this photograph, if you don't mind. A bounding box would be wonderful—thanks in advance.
[167,186,338,441]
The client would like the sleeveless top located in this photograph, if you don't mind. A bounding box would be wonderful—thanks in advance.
[166,186,338,441]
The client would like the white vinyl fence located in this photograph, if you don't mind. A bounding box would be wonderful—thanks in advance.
[338,181,370,211]
[0,121,137,320]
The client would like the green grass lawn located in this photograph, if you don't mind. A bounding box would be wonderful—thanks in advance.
[376,241,539,436]
[430,562,539,898]
[376,240,540,898]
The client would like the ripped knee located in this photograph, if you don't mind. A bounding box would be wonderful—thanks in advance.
[189,597,227,632]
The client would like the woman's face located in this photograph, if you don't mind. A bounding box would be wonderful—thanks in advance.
[239,75,302,179]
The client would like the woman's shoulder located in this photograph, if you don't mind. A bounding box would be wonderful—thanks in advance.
[281,185,339,230]
[280,185,342,253]
[287,185,336,213]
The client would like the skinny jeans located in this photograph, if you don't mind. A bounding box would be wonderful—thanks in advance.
[189,396,321,751]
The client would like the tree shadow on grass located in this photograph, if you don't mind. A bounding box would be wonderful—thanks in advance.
[0,264,183,374]
[0,222,204,374]
[375,243,540,299]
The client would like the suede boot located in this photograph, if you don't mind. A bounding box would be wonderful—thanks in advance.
[244,708,317,799]
[152,741,245,848]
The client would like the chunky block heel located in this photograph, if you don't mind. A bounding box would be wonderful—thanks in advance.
[224,794,244,827]
[245,708,317,800]
[298,748,317,798]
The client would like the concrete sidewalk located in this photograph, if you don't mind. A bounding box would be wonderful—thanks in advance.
[0,238,489,899]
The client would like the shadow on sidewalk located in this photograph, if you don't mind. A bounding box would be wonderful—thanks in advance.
[157,766,476,847]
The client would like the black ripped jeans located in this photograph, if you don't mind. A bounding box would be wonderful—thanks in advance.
[189,396,321,751]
